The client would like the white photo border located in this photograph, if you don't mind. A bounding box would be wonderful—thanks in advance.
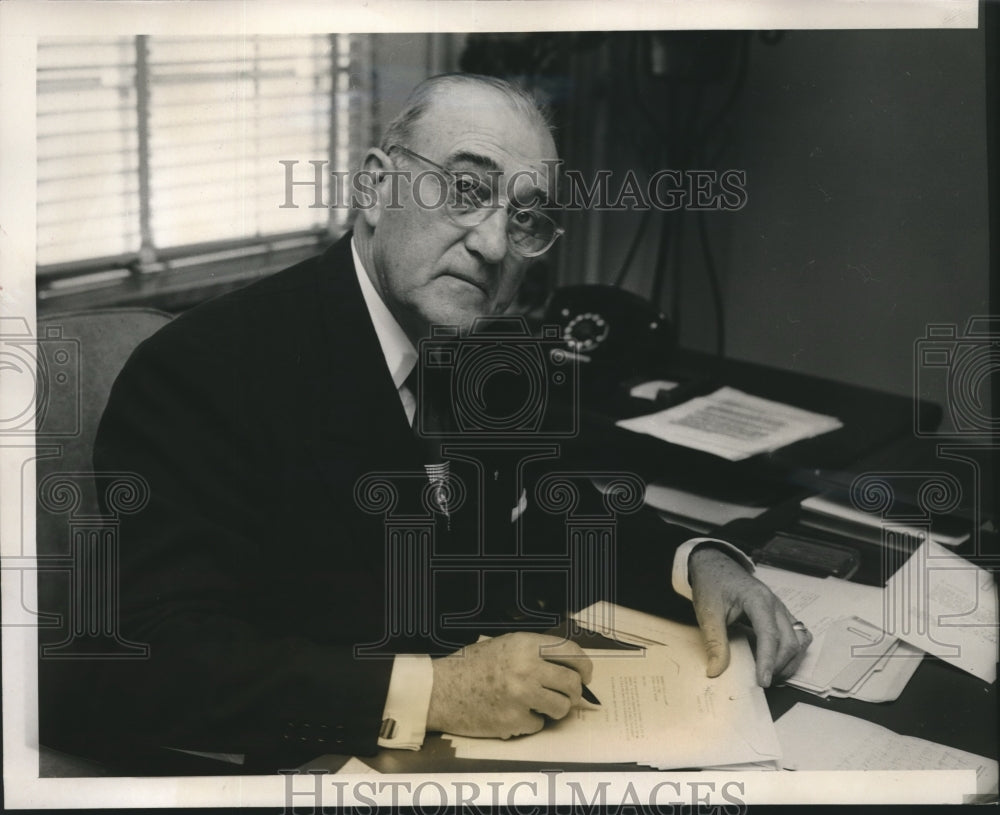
[0,0,985,809]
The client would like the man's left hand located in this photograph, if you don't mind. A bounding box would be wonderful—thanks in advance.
[688,545,812,687]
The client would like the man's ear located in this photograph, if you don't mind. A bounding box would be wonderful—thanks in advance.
[356,148,393,229]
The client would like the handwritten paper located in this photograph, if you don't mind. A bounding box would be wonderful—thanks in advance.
[877,539,998,683]
[751,565,918,698]
[776,703,998,797]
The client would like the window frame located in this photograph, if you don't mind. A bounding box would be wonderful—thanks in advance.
[36,33,372,311]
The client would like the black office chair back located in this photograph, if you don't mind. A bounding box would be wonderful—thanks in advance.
[33,307,172,772]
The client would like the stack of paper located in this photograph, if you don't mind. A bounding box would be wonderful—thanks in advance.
[754,565,923,701]
[335,757,379,775]
[644,481,768,527]
[776,703,998,798]
[591,477,767,533]
[875,539,998,683]
[444,612,781,770]
[752,543,997,694]
[616,386,843,461]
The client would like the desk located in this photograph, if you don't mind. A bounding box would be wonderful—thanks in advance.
[575,348,937,469]
[302,638,997,775]
[40,352,996,782]
[300,355,996,777]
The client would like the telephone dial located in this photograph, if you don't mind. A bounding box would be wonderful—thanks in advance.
[542,284,676,400]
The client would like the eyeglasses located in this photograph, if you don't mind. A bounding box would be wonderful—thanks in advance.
[387,144,565,258]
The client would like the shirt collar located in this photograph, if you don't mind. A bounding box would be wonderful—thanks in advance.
[351,236,417,390]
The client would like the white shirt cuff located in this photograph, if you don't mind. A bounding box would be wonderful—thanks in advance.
[377,654,433,750]
[671,537,755,601]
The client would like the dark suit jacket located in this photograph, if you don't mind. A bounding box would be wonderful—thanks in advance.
[51,233,694,771]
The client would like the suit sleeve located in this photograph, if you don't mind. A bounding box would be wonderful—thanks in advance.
[521,471,702,624]
[89,318,392,762]
[606,504,705,623]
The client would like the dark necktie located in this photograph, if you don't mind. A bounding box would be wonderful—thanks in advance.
[405,366,451,523]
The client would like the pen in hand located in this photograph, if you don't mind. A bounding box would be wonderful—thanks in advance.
[581,684,601,706]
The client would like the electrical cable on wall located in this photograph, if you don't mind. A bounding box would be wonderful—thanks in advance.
[697,209,726,356]
[697,32,751,355]
[614,33,674,291]
[650,208,674,313]
[455,31,756,359]
[613,206,652,288]
[609,31,753,357]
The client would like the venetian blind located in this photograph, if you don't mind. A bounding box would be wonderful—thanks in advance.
[37,34,364,279]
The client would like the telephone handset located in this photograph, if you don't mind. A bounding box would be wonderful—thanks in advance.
[542,284,676,398]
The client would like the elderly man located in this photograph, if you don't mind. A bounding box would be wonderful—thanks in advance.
[64,73,809,770]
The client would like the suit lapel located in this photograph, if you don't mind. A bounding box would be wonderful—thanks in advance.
[312,234,424,472]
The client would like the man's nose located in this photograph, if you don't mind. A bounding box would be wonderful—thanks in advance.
[464,207,509,264]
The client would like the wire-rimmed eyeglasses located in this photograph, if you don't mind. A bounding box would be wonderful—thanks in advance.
[387,144,565,258]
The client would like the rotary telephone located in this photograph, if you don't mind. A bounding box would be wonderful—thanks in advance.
[542,284,676,401]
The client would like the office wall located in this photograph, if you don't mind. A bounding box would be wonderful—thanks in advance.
[723,28,989,411]
[594,28,989,421]
[372,33,463,131]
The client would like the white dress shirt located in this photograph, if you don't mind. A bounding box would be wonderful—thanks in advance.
[350,238,752,750]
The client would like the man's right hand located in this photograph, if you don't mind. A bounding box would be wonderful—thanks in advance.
[425,632,593,739]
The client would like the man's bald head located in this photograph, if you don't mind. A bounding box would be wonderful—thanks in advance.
[354,73,560,343]
[379,73,553,155]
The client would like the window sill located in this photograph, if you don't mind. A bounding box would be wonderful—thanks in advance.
[36,238,332,315]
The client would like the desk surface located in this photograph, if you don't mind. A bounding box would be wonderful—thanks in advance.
[302,641,997,775]
[45,353,995,780]
[570,348,946,510]
[301,358,997,776]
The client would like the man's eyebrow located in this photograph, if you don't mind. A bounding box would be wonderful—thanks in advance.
[446,149,555,206]
[445,150,503,174]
